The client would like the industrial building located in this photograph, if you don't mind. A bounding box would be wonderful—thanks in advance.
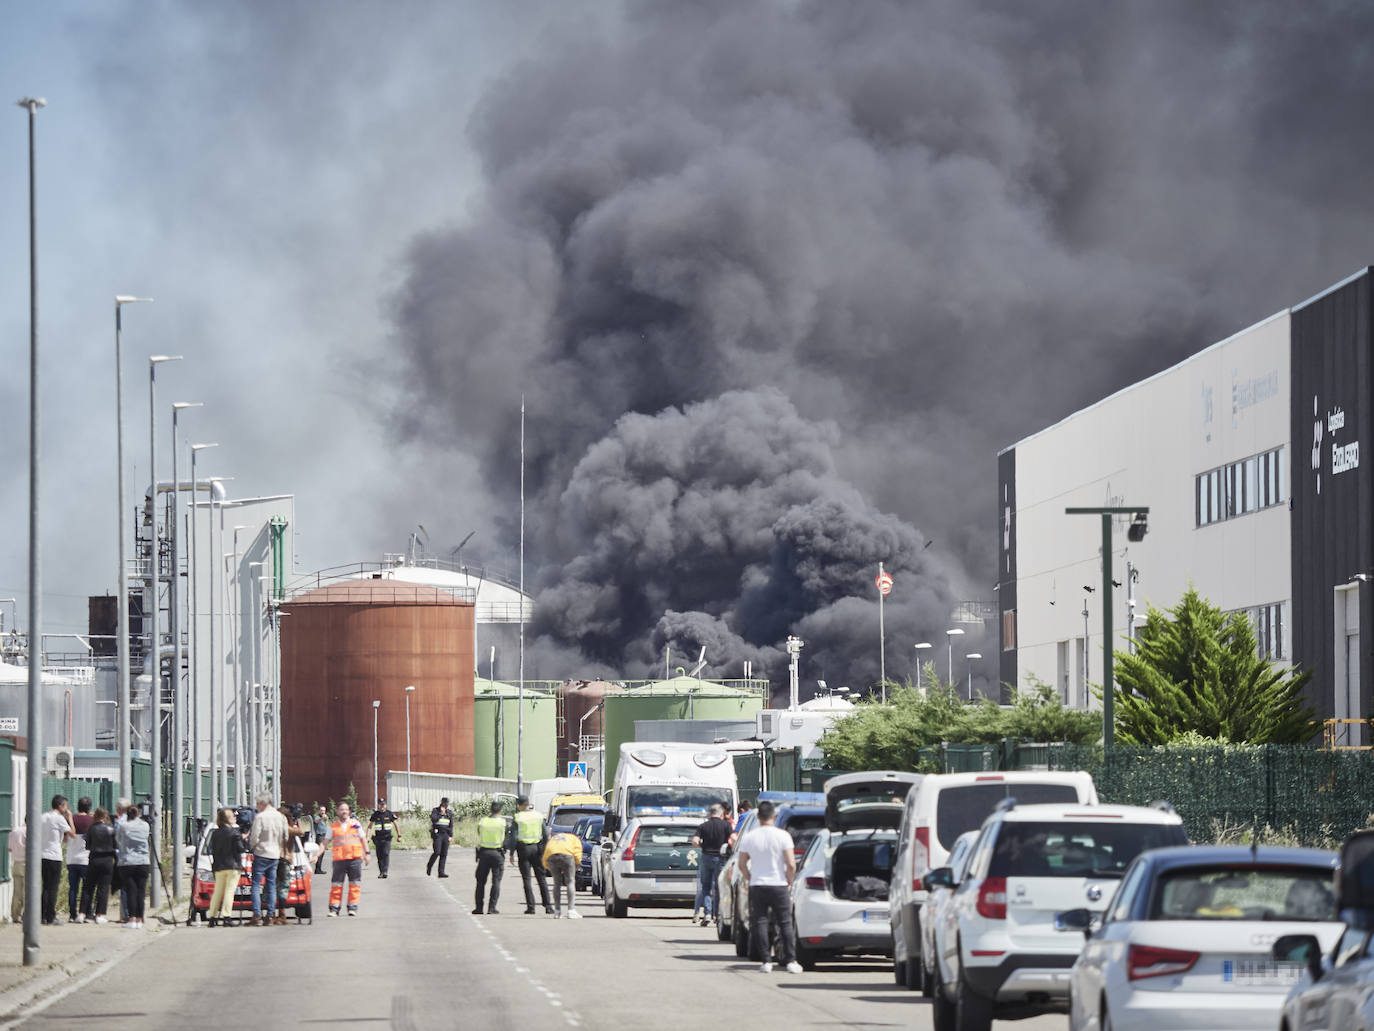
[997,266,1374,742]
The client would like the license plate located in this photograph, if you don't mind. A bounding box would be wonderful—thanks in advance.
[859,910,885,923]
[1222,959,1300,987]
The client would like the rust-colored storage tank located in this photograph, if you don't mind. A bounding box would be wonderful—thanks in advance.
[556,679,624,771]
[280,581,475,807]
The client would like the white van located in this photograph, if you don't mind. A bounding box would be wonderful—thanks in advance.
[528,775,593,820]
[602,742,738,838]
[888,770,1097,992]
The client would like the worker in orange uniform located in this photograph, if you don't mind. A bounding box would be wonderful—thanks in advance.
[320,802,370,917]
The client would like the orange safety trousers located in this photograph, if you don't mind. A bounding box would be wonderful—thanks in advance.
[330,857,363,912]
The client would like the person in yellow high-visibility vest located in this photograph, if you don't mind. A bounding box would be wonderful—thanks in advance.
[542,831,583,919]
[513,796,554,914]
[473,801,514,915]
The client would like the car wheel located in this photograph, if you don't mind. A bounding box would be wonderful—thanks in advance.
[795,931,817,971]
[1100,999,1113,1031]
[920,949,934,998]
[907,949,923,992]
[603,887,613,918]
[611,891,628,919]
[955,954,995,1031]
[717,910,731,942]
[931,953,956,1031]
[733,893,749,957]
[894,957,907,986]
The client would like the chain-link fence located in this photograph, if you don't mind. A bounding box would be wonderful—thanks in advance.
[1041,744,1374,845]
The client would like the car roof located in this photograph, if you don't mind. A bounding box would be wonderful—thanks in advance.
[775,804,825,821]
[999,802,1183,824]
[625,815,700,827]
[914,770,1093,790]
[1137,845,1337,871]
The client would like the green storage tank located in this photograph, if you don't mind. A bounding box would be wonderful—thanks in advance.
[473,678,558,781]
[603,676,766,787]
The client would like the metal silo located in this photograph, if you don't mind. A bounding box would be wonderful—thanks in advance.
[473,677,557,781]
[280,580,475,806]
[602,676,767,786]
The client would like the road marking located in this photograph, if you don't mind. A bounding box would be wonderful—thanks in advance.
[433,877,583,1028]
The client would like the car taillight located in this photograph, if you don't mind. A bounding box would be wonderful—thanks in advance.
[975,877,1007,920]
[913,825,930,890]
[804,876,825,890]
[621,826,642,861]
[1127,944,1199,981]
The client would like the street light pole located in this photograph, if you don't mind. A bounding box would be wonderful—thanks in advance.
[17,94,46,967]
[913,641,932,692]
[945,627,965,685]
[188,445,217,820]
[168,400,200,898]
[247,561,264,797]
[1065,506,1150,748]
[146,355,180,910]
[372,700,381,808]
[229,525,247,803]
[405,685,415,811]
[114,296,152,797]
[965,652,983,701]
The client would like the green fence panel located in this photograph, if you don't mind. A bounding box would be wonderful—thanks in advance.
[733,753,764,805]
[1040,744,1374,845]
[940,744,1000,773]
[766,748,799,793]
[0,740,11,881]
[798,769,846,794]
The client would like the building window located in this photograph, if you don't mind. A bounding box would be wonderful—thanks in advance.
[1001,610,1016,651]
[1229,601,1287,661]
[1195,446,1284,528]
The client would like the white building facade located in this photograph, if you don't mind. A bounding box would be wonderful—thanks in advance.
[998,267,1373,741]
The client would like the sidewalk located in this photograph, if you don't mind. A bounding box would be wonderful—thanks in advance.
[0,908,172,1022]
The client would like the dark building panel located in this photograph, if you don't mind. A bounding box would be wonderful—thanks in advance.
[998,447,1017,702]
[1290,269,1373,724]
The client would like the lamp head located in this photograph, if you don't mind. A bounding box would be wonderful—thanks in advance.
[172,401,203,410]
[914,642,932,650]
[191,442,219,452]
[115,296,153,306]
[405,685,416,693]
[966,652,983,660]
[373,700,381,709]
[149,355,183,364]
[945,628,965,637]
[16,98,47,110]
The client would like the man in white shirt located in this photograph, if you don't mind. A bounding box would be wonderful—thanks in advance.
[735,800,803,974]
[39,796,75,925]
[247,793,290,927]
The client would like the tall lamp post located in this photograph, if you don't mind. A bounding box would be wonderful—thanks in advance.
[246,560,264,798]
[945,627,965,685]
[188,444,217,820]
[372,700,381,807]
[404,685,415,811]
[913,641,932,690]
[17,94,45,967]
[114,296,152,797]
[965,652,983,701]
[229,525,247,803]
[1065,506,1149,748]
[168,400,201,898]
[146,354,181,910]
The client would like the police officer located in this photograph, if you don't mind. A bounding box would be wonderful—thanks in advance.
[512,795,554,914]
[473,800,514,915]
[369,798,401,879]
[427,797,455,878]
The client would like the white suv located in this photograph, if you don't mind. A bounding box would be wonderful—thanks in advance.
[928,800,1187,1031]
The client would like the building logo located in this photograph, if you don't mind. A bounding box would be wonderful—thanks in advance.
[1312,395,1323,495]
[1330,405,1359,476]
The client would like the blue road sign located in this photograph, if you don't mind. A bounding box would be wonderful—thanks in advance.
[568,761,588,778]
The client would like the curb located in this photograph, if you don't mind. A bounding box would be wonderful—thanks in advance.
[0,920,167,1027]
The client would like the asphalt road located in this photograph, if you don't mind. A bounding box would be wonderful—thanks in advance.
[11,850,1065,1030]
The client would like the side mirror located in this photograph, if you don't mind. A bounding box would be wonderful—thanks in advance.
[603,813,620,835]
[923,867,954,891]
[1273,934,1324,985]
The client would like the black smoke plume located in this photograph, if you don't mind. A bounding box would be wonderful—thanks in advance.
[390,0,1374,694]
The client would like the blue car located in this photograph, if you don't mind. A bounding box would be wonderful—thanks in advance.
[574,816,604,891]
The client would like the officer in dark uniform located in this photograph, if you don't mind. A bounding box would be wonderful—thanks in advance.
[473,800,515,915]
[512,795,554,914]
[369,798,401,879]
[428,797,455,877]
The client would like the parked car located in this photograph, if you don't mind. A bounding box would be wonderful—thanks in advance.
[573,815,604,891]
[1273,829,1374,1031]
[549,794,606,835]
[917,830,981,996]
[719,795,826,950]
[187,811,318,923]
[928,800,1187,1031]
[890,770,1098,992]
[601,816,702,918]
[788,771,921,969]
[1062,845,1341,1031]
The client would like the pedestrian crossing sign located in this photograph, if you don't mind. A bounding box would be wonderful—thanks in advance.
[568,761,588,778]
